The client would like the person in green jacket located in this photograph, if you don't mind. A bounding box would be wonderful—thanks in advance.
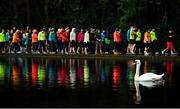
[0,29,6,53]
[129,26,136,54]
[150,28,159,55]
[135,28,142,55]
[38,28,47,53]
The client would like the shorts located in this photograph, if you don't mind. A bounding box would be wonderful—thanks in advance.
[129,39,135,44]
[84,42,89,47]
[78,42,84,47]
[70,40,76,47]
[144,43,150,48]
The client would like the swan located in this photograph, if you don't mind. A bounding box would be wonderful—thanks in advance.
[134,59,164,81]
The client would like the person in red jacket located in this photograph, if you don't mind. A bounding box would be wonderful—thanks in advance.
[113,28,122,55]
[162,29,176,55]
[62,27,70,54]
[76,29,84,54]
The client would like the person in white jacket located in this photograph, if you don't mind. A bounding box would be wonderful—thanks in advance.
[69,28,76,54]
[84,29,90,55]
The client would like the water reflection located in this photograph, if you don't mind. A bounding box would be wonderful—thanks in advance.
[112,64,121,90]
[83,60,90,88]
[31,60,38,87]
[126,60,135,88]
[0,62,5,85]
[12,62,21,86]
[76,59,83,87]
[48,60,56,87]
[0,58,175,88]
[57,59,69,87]
[163,61,174,87]
[37,61,46,87]
[69,59,76,88]
[23,59,30,86]
[0,57,178,107]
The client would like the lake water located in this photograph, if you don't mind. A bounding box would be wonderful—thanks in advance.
[0,57,179,107]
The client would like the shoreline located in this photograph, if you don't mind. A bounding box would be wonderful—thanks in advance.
[0,53,179,61]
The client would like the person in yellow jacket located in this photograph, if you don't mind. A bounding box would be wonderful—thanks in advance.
[150,28,159,55]
[135,28,142,55]
[143,30,151,55]
[129,26,136,54]
[11,30,21,53]
[0,29,6,53]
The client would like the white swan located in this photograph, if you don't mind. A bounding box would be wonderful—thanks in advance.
[134,59,164,81]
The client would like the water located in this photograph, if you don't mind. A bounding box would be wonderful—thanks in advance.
[0,57,179,107]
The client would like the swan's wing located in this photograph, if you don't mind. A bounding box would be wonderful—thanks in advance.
[139,81,156,88]
[139,80,165,88]
[139,73,163,81]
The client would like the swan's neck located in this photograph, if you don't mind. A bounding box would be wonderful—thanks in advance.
[134,82,141,97]
[134,63,140,80]
[134,81,141,104]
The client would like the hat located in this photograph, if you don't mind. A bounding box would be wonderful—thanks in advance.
[33,29,37,33]
[16,29,20,32]
[50,28,55,31]
[65,27,69,31]
[169,30,173,34]
[42,27,46,31]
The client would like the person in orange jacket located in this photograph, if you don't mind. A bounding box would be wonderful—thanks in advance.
[31,29,39,53]
[143,29,151,55]
[11,29,21,53]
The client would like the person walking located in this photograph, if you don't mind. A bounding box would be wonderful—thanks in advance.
[0,29,6,53]
[161,29,176,55]
[129,26,136,54]
[113,28,122,55]
[143,29,151,55]
[69,28,77,54]
[126,26,131,54]
[38,28,47,54]
[48,28,56,54]
[150,28,159,55]
[84,29,90,55]
[135,28,142,55]
[76,29,84,54]
[31,29,39,53]
[11,29,21,53]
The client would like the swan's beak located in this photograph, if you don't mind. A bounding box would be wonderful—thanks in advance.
[132,61,136,65]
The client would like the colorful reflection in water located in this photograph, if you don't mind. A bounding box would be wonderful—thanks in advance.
[0,58,178,107]
[83,60,90,87]
[12,63,21,86]
[31,60,38,87]
[163,61,174,86]
[37,64,46,87]
[0,59,174,88]
[0,62,5,85]
[112,64,121,90]
[0,58,175,88]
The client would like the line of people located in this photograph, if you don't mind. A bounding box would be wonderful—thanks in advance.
[0,26,177,56]
[126,25,177,56]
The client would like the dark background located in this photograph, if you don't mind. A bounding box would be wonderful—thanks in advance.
[0,0,180,50]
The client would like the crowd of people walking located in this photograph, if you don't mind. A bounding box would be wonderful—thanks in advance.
[0,26,177,56]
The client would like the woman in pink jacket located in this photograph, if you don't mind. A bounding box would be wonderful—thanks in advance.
[76,29,84,54]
